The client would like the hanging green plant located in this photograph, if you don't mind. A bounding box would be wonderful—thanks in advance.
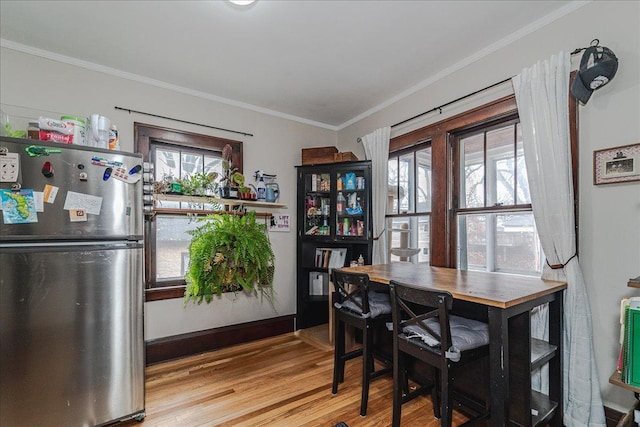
[184,211,275,304]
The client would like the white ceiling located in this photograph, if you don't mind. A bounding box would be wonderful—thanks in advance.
[0,0,580,130]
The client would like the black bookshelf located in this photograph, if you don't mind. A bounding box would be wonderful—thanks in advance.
[295,161,372,329]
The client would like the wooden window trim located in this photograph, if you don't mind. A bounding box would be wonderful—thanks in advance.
[389,88,578,268]
[135,122,243,169]
[134,123,243,302]
[387,143,433,215]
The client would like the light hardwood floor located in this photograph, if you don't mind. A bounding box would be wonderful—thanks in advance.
[119,328,472,426]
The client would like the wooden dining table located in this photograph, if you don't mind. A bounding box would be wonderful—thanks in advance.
[341,263,567,427]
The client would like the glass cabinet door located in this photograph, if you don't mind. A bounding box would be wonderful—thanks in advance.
[300,164,370,241]
[303,172,331,236]
[335,169,367,238]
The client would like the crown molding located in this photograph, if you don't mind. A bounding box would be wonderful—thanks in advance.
[1,0,589,133]
[336,0,591,130]
[0,38,338,131]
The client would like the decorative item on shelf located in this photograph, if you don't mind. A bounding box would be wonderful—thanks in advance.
[255,174,266,201]
[188,172,219,196]
[254,170,280,202]
[238,182,256,200]
[343,172,356,190]
[336,191,346,214]
[171,181,183,194]
[219,143,242,198]
[155,172,219,196]
[184,211,275,303]
[265,183,279,203]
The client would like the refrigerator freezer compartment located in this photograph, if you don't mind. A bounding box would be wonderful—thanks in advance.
[0,137,143,242]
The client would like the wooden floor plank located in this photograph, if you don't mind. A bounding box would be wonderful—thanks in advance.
[117,332,473,426]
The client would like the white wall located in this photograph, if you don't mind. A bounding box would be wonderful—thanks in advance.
[0,47,336,341]
[1,0,638,414]
[337,0,640,414]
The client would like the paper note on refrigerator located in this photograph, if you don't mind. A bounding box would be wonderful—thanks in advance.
[33,191,44,212]
[42,184,59,204]
[63,191,103,215]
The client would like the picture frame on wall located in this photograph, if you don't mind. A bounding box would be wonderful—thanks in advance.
[593,143,640,185]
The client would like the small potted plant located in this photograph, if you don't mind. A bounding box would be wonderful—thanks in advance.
[232,172,254,200]
[188,172,219,196]
[238,185,251,200]
[155,172,219,196]
[184,211,275,303]
[219,144,242,199]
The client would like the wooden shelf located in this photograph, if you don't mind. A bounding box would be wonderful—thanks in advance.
[531,389,558,427]
[629,276,640,288]
[610,370,640,394]
[531,338,558,371]
[154,193,287,209]
[152,207,273,218]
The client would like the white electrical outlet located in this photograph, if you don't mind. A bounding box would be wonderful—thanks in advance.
[0,152,20,182]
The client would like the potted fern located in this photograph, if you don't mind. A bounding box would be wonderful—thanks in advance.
[184,211,275,303]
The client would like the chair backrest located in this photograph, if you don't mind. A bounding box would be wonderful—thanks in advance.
[332,270,371,317]
[389,280,453,356]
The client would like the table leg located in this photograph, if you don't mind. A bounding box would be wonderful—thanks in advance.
[489,307,510,427]
[548,290,564,427]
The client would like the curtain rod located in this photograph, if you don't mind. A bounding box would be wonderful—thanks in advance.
[114,106,254,137]
[356,76,511,143]
[356,46,589,140]
[390,77,512,129]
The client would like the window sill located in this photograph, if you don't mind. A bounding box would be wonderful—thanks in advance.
[146,286,186,302]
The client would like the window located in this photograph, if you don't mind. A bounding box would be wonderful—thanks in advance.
[387,143,432,263]
[151,143,221,285]
[453,120,543,276]
[388,92,577,273]
[135,123,243,300]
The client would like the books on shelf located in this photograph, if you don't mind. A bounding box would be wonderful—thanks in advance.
[620,297,640,387]
[314,248,347,269]
[309,248,347,297]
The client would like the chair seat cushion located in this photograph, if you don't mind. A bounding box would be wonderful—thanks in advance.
[334,291,391,318]
[402,315,489,355]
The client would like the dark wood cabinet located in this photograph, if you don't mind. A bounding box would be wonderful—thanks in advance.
[295,161,372,330]
[504,294,563,427]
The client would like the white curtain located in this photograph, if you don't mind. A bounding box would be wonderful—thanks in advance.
[513,52,605,427]
[361,127,391,264]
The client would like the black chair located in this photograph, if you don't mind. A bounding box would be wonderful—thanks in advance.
[389,280,491,427]
[331,269,393,417]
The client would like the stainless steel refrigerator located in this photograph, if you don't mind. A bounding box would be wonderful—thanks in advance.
[0,137,145,426]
